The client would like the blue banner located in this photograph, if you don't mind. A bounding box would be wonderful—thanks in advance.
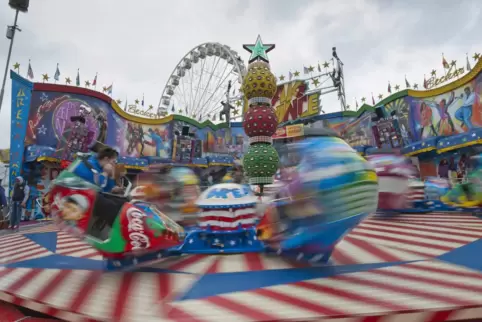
[9,71,33,194]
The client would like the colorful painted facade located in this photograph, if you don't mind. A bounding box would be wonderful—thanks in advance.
[9,57,482,188]
[9,72,249,193]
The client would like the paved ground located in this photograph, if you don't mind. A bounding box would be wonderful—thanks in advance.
[1,213,482,321]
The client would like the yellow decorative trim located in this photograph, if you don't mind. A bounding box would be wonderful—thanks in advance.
[208,162,233,166]
[408,58,482,98]
[437,139,482,154]
[110,101,174,125]
[37,157,60,163]
[124,165,147,170]
[403,146,436,157]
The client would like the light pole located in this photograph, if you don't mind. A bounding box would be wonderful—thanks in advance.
[0,9,21,114]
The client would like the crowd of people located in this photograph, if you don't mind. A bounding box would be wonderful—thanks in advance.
[0,146,246,231]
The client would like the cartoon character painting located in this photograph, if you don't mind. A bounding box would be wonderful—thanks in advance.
[410,73,482,140]
[60,194,89,224]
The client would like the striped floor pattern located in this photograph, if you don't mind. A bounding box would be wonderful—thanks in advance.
[0,212,480,321]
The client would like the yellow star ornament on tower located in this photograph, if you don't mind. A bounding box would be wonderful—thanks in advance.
[135,99,140,104]
[42,74,49,82]
[13,62,20,70]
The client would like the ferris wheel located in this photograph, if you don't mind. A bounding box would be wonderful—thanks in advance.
[158,42,247,123]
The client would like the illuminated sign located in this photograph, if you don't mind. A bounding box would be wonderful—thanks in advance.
[243,80,320,123]
[425,65,466,89]
[272,81,319,122]
[126,105,157,119]
[273,124,304,139]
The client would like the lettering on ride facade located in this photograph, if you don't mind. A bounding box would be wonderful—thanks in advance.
[425,67,465,90]
[206,187,251,199]
[126,105,157,119]
[126,207,151,250]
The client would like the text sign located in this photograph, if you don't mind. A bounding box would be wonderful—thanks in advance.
[127,105,158,119]
[425,66,465,89]
[206,187,251,199]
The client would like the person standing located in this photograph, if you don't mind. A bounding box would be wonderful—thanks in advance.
[0,179,7,218]
[10,177,29,231]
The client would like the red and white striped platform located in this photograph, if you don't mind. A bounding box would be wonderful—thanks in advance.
[0,212,481,321]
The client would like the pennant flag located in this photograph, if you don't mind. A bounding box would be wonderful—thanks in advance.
[387,82,392,94]
[405,76,411,88]
[92,73,97,86]
[54,63,60,81]
[317,62,321,72]
[106,84,113,95]
[356,99,359,109]
[76,69,80,86]
[171,105,175,112]
[124,98,128,111]
[27,60,34,80]
[289,71,293,80]
[423,75,428,89]
[142,94,144,106]
[442,54,449,69]
[371,93,375,105]
[303,66,309,75]
[466,53,472,71]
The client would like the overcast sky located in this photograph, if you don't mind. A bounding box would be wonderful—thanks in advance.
[0,0,481,149]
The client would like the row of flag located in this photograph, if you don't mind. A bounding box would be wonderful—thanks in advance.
[13,61,113,95]
[346,52,480,110]
[276,60,334,82]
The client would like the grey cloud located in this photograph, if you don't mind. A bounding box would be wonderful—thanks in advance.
[1,0,482,148]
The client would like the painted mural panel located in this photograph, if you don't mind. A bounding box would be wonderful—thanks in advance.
[385,98,413,144]
[172,121,248,162]
[409,72,482,141]
[342,113,375,146]
[25,91,172,159]
[309,116,354,134]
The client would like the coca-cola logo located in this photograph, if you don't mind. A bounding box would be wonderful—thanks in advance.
[126,207,151,250]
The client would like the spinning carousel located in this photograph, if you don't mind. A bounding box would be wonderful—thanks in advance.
[2,38,482,322]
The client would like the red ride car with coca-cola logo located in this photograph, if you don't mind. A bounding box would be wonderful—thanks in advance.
[49,171,185,259]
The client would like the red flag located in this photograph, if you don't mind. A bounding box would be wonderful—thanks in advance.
[423,75,428,89]
[387,82,392,94]
[442,55,449,69]
[92,73,97,86]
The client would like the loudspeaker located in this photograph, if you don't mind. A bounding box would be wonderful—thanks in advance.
[375,107,385,119]
[9,0,29,12]
[181,126,190,136]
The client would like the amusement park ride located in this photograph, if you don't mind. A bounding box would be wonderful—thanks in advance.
[3,14,482,318]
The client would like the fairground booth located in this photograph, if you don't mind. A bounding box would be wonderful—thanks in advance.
[9,54,482,219]
[9,72,242,218]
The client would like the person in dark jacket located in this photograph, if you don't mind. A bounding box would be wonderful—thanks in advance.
[0,179,7,217]
[10,176,29,231]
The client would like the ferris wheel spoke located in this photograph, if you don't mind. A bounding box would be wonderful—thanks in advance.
[192,55,222,117]
[194,59,230,117]
[191,56,207,115]
[175,85,190,114]
[159,42,246,123]
[180,74,193,114]
[188,66,197,115]
[197,65,234,118]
